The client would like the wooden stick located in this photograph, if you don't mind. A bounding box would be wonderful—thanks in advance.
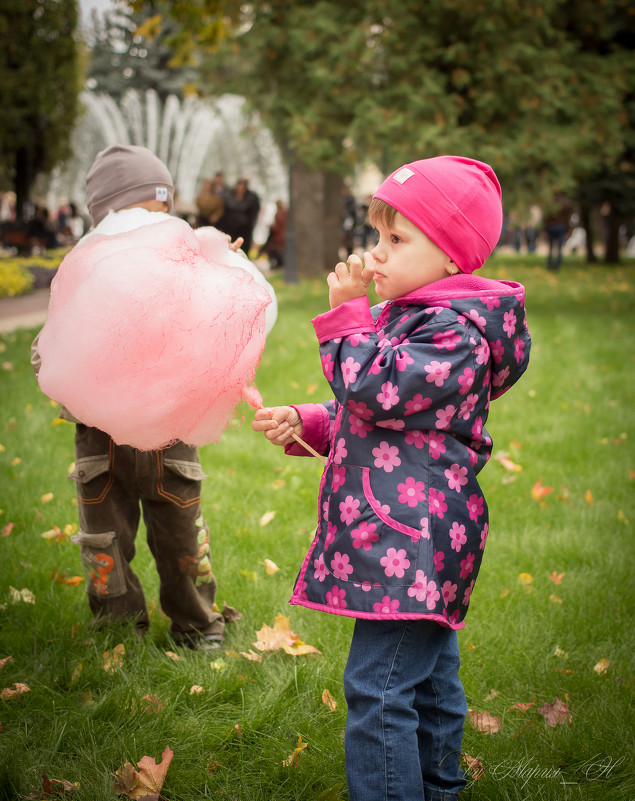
[290,431,327,464]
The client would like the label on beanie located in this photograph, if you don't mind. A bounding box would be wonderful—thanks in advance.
[393,167,415,184]
[155,187,168,201]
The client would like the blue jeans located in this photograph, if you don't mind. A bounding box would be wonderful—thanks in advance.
[343,619,467,801]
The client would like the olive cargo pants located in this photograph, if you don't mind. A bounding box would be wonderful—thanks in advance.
[70,425,224,642]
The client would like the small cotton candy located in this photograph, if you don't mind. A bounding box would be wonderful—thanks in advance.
[37,216,272,450]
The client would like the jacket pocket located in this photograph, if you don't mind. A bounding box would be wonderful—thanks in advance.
[71,530,127,598]
[362,467,426,542]
[157,454,207,508]
[68,455,112,504]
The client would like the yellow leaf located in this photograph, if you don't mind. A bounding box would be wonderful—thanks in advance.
[264,558,279,575]
[282,736,308,766]
[593,658,610,675]
[518,573,533,586]
[322,689,337,711]
[259,510,276,527]
[554,646,568,659]
[271,479,286,490]
[41,492,54,504]
[102,643,125,673]
[11,457,20,466]
[165,651,181,663]
[190,685,204,694]
[9,586,35,604]
[584,489,594,506]
[70,664,83,685]
[306,383,319,395]
[499,588,510,598]
[253,614,321,656]
[238,649,263,662]
[240,569,257,582]
[494,452,523,472]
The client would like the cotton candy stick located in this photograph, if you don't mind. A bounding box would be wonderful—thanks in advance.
[243,385,327,464]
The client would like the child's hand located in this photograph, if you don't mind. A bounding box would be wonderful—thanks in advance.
[228,235,244,252]
[252,406,303,447]
[327,252,376,309]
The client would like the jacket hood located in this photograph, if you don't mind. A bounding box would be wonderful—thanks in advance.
[397,274,530,400]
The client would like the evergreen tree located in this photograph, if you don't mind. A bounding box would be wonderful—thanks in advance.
[0,0,81,217]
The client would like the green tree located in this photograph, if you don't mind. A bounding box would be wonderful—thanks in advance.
[132,0,633,269]
[0,0,81,218]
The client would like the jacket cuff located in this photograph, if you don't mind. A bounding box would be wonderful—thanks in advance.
[284,403,330,457]
[312,296,376,344]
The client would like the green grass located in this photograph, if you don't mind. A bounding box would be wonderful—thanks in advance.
[0,254,633,800]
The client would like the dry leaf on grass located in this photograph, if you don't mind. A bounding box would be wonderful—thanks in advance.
[537,697,572,727]
[1,683,30,700]
[282,736,308,767]
[253,615,321,656]
[461,753,484,781]
[102,643,125,673]
[531,479,553,504]
[467,708,502,734]
[593,658,610,675]
[322,689,337,711]
[112,746,173,800]
[27,768,80,798]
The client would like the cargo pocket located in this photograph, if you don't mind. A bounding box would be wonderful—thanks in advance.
[71,530,127,598]
[68,455,112,504]
[158,456,208,508]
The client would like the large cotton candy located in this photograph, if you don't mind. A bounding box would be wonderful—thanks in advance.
[37,217,271,450]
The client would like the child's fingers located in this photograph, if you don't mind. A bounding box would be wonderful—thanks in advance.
[362,251,377,285]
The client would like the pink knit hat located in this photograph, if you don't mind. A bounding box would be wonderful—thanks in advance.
[373,156,503,274]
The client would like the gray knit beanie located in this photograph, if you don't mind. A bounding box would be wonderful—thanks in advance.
[85,144,174,225]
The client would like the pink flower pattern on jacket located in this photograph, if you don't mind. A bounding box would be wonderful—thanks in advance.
[287,275,530,629]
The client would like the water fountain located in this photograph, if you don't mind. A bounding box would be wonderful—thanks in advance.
[42,88,288,231]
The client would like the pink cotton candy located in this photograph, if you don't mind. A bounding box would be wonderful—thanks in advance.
[37,217,271,450]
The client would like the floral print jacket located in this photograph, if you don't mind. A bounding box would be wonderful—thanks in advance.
[286,274,530,629]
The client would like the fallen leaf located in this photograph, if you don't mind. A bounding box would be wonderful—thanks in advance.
[264,559,279,575]
[102,643,125,674]
[165,651,181,663]
[9,586,35,604]
[239,569,257,582]
[234,724,243,739]
[70,664,82,685]
[494,452,523,472]
[112,746,173,800]
[282,736,308,767]
[549,594,563,604]
[584,489,594,506]
[220,602,242,623]
[190,685,204,695]
[537,697,572,727]
[41,493,54,504]
[238,649,263,662]
[207,759,222,774]
[322,689,337,711]
[554,646,568,659]
[28,768,80,798]
[484,689,500,702]
[508,701,535,712]
[1,523,14,537]
[531,479,553,504]
[0,656,12,669]
[271,479,286,490]
[461,753,484,781]
[259,510,276,527]
[518,573,533,586]
[549,571,565,584]
[593,658,610,675]
[467,708,502,734]
[253,615,321,656]
[1,683,30,700]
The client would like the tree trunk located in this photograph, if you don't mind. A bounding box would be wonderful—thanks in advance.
[14,147,34,221]
[579,203,597,264]
[288,161,342,279]
[603,207,620,264]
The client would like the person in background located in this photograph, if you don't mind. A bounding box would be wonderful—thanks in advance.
[544,194,572,270]
[258,199,287,269]
[195,178,224,228]
[218,177,260,254]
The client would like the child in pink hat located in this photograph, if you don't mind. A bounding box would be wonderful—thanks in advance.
[253,156,530,800]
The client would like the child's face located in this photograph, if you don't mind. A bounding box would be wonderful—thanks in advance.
[369,211,453,300]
